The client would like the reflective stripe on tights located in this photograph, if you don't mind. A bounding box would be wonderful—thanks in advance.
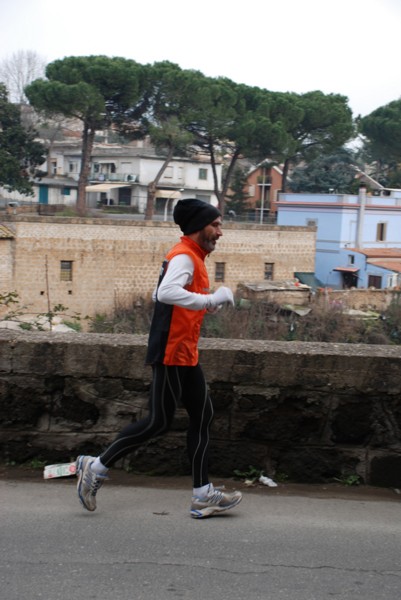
[99,363,214,488]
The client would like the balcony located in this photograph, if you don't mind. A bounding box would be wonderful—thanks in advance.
[89,172,139,183]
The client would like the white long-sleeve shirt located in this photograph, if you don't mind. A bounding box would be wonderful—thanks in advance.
[156,254,211,311]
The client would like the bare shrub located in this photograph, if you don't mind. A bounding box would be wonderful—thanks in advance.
[201,300,287,340]
[88,298,152,334]
[292,304,367,343]
[88,295,401,345]
[379,298,401,344]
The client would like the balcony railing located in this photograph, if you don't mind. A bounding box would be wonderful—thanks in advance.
[89,172,139,183]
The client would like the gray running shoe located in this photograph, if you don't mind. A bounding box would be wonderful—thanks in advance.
[190,486,242,519]
[76,455,107,511]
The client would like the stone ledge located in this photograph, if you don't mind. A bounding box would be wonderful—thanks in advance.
[0,330,400,487]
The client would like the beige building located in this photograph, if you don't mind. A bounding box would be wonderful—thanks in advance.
[0,215,316,324]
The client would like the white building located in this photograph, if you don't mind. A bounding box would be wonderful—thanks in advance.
[0,139,222,215]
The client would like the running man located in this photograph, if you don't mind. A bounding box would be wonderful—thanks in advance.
[76,198,242,518]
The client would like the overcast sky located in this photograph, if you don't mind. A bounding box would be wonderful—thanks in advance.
[1,0,400,117]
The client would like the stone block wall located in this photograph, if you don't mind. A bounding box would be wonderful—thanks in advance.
[1,329,401,487]
[317,288,401,312]
[0,216,315,321]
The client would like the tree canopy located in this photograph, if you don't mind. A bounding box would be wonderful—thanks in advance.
[25,55,146,214]
[24,55,357,216]
[289,148,358,194]
[278,91,355,191]
[119,61,199,218]
[0,83,46,195]
[359,99,401,187]
[183,77,291,213]
[359,99,401,161]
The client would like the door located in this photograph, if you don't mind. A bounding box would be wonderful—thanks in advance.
[39,185,49,204]
[368,275,382,289]
[118,187,131,206]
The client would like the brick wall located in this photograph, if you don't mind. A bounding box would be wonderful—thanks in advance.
[0,216,315,320]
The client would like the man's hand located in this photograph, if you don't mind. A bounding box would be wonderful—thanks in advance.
[208,286,234,308]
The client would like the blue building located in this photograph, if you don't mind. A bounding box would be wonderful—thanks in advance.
[276,187,401,289]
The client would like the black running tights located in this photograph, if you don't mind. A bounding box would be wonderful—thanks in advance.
[99,363,214,488]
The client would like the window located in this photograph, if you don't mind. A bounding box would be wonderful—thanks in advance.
[60,261,73,282]
[388,274,397,288]
[376,222,387,242]
[164,166,173,179]
[306,218,317,227]
[199,168,208,180]
[348,254,355,265]
[50,160,57,175]
[264,263,274,280]
[215,262,225,282]
[62,187,71,196]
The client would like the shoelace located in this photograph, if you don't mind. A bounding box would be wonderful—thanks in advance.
[206,489,225,504]
[84,471,105,496]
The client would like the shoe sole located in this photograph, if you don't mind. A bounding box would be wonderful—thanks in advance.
[76,455,96,512]
[190,495,242,519]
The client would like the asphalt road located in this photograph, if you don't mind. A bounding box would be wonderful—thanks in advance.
[1,475,401,600]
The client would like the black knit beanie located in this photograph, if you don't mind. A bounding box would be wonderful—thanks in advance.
[173,199,221,235]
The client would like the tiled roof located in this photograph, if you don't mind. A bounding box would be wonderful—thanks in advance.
[349,248,401,258]
[367,259,401,273]
[333,266,360,273]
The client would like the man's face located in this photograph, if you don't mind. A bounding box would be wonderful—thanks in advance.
[196,217,223,253]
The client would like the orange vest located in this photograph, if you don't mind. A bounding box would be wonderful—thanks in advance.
[146,237,210,366]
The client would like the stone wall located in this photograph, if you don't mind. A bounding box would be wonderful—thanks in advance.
[1,329,401,487]
[0,215,315,322]
[317,287,401,312]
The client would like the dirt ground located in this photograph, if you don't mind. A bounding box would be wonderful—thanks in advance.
[1,463,400,503]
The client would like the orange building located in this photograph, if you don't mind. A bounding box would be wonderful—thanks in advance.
[244,164,283,223]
